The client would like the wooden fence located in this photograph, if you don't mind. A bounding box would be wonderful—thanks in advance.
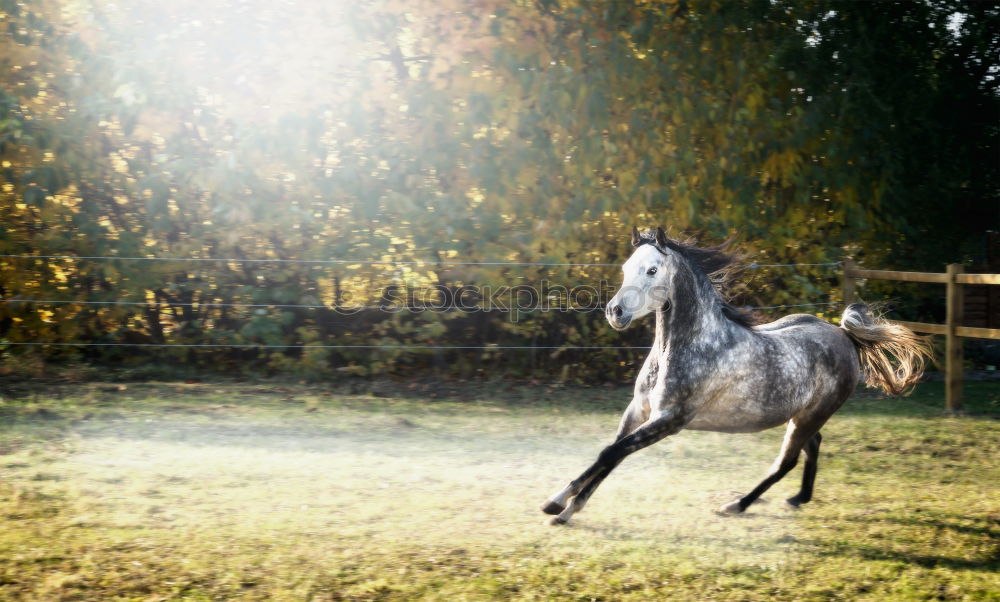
[842,261,1000,412]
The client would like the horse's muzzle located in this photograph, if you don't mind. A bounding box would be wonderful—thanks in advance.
[605,303,632,330]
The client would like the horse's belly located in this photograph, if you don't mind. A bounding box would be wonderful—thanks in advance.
[685,411,787,434]
[685,395,793,433]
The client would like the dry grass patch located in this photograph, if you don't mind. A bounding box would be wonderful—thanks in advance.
[0,380,997,600]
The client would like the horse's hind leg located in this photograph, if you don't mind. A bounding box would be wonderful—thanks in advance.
[718,419,817,514]
[787,431,822,507]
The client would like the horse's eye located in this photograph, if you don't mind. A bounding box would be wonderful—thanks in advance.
[646,267,657,276]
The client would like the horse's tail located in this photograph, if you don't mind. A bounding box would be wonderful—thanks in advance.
[840,303,934,396]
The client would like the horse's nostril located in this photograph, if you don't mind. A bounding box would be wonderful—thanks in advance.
[612,305,623,318]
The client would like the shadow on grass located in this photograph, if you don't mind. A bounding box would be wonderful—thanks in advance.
[839,381,1000,418]
[787,508,1000,573]
[801,536,999,572]
[845,511,1000,541]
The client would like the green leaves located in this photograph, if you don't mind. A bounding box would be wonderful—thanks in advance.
[0,0,993,379]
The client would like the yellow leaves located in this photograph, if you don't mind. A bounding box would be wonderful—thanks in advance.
[760,150,802,186]
[51,191,81,211]
[465,188,485,207]
[317,277,337,306]
[109,152,129,175]
[50,265,69,283]
[744,83,765,116]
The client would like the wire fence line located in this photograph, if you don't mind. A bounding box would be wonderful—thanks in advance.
[2,342,652,350]
[0,253,842,270]
[1,254,618,267]
[2,301,846,350]
[746,262,841,268]
[0,298,842,312]
[2,253,843,312]
[2,253,845,352]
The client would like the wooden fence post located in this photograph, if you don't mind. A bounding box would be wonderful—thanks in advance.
[946,263,964,412]
[842,258,857,306]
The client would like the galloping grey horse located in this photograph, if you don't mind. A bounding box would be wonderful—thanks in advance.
[541,227,931,525]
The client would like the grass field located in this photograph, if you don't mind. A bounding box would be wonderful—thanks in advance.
[0,378,997,601]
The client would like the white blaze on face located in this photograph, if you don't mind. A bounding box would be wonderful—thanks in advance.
[607,244,671,329]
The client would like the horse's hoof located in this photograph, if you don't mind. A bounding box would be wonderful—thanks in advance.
[548,515,568,526]
[717,499,745,514]
[541,500,565,515]
[785,496,808,508]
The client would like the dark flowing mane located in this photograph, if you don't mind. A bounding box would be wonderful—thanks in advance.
[633,228,759,328]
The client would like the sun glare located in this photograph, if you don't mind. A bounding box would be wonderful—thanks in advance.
[75,0,379,124]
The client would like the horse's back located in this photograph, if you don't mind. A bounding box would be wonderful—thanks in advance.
[753,313,859,379]
[685,314,859,433]
[753,313,827,332]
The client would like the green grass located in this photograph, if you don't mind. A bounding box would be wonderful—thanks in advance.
[0,380,997,601]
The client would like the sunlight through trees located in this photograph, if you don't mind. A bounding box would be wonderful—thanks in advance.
[1,0,996,379]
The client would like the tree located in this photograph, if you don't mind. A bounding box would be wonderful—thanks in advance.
[1,0,995,379]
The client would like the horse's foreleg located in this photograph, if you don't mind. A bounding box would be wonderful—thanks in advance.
[548,462,618,524]
[542,397,649,514]
[541,398,649,517]
[718,419,816,514]
[540,477,589,516]
[547,409,686,525]
[787,431,822,507]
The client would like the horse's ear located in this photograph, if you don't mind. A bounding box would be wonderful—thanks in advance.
[655,226,669,248]
[631,226,641,247]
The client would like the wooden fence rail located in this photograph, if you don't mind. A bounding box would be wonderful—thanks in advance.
[843,260,1000,412]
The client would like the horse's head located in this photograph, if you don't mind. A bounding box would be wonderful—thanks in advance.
[605,227,674,330]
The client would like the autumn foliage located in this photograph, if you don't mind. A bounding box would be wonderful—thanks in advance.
[1,0,996,380]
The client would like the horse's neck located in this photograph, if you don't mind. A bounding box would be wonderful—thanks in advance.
[655,262,728,351]
[654,308,669,351]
